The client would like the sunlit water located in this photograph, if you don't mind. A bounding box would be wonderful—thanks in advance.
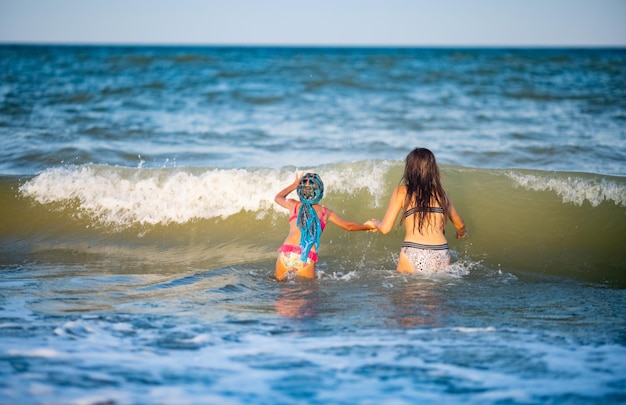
[1,46,625,404]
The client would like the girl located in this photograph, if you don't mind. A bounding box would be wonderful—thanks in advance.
[275,172,374,281]
[366,148,468,273]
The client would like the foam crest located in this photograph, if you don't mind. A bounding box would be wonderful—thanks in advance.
[316,160,394,208]
[506,171,626,207]
[19,162,391,227]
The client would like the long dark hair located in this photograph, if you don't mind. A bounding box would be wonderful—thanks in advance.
[401,148,449,233]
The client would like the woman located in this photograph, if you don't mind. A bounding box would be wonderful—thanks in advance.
[275,172,374,281]
[367,148,468,273]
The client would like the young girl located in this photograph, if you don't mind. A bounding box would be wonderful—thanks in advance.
[366,148,468,273]
[275,172,374,281]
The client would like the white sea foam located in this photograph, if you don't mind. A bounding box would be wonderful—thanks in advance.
[453,326,497,333]
[19,162,391,227]
[7,348,60,358]
[506,171,626,207]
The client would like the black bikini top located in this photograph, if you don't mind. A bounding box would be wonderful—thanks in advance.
[404,206,444,217]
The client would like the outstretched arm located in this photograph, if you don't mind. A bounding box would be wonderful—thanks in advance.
[326,210,376,231]
[366,186,405,234]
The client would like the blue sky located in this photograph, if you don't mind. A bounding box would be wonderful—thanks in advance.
[1,0,624,46]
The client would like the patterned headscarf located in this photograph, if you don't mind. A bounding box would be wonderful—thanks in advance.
[296,173,324,262]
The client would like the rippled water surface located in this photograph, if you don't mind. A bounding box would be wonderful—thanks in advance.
[1,46,625,404]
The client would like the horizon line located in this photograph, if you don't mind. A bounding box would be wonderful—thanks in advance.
[2,41,625,49]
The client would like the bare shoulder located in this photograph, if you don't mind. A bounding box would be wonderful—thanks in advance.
[279,198,299,211]
[393,185,407,201]
[317,204,332,221]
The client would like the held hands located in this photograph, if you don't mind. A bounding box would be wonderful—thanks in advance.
[364,217,467,238]
[364,219,380,232]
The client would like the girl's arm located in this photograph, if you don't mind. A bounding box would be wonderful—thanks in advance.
[274,172,301,210]
[367,186,405,234]
[448,200,468,239]
[326,210,376,231]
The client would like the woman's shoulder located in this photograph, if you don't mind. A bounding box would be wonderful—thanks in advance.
[393,185,408,198]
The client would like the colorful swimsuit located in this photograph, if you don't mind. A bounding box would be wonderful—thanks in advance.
[401,206,450,271]
[277,204,328,271]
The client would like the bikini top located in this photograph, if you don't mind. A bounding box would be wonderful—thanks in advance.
[290,203,328,231]
[404,206,444,218]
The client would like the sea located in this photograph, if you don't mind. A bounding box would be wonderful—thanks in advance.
[0,45,625,404]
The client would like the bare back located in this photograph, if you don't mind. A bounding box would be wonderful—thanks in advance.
[280,201,329,250]
[398,186,448,245]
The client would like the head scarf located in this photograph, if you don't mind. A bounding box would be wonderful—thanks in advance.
[296,173,324,262]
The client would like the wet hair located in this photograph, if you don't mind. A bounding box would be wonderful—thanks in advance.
[296,173,324,261]
[401,148,449,233]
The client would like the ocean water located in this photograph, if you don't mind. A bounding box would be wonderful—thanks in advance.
[1,45,625,404]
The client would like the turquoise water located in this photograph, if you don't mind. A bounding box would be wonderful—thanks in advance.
[1,46,625,404]
[1,46,625,175]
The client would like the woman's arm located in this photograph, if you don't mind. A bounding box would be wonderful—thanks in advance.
[368,186,405,234]
[448,200,468,239]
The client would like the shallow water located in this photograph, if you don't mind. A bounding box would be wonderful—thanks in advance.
[2,263,626,404]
